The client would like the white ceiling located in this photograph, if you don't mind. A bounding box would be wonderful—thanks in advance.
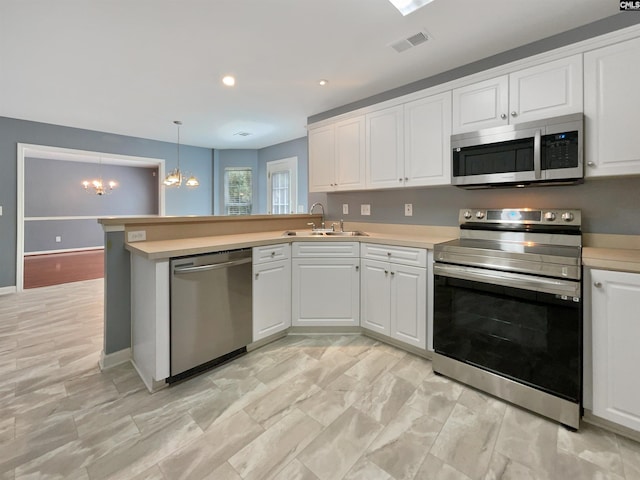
[0,0,618,150]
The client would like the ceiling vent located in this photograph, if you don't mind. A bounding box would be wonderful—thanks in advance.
[390,31,430,53]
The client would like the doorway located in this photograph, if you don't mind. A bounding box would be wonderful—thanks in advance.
[267,156,298,214]
[17,144,166,291]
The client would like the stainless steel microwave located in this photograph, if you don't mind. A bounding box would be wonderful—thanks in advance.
[451,113,583,189]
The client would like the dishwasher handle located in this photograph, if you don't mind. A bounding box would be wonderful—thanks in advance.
[173,256,251,274]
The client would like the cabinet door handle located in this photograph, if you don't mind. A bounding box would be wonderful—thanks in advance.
[500,113,507,119]
[398,178,403,182]
[355,265,359,271]
[384,270,389,275]
[255,273,259,279]
[271,251,276,257]
[587,161,595,167]
[594,281,602,288]
[511,111,517,117]
[390,271,395,276]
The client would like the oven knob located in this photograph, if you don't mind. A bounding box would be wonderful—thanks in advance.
[463,210,472,220]
[544,212,556,221]
[475,211,485,219]
[561,212,574,222]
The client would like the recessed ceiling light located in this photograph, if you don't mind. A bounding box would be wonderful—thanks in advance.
[318,79,328,86]
[388,0,434,16]
[222,75,236,87]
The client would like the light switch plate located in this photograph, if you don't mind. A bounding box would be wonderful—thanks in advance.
[361,204,371,216]
[342,204,349,215]
[55,236,61,243]
[405,203,413,216]
[128,230,147,242]
[0,206,3,216]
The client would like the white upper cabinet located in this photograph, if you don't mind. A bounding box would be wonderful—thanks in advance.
[452,54,583,133]
[584,37,640,177]
[452,76,509,133]
[404,91,452,186]
[308,124,335,192]
[366,92,452,189]
[334,116,366,190]
[308,116,365,193]
[366,105,404,189]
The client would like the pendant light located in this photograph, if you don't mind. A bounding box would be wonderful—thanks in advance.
[82,156,117,195]
[164,120,199,188]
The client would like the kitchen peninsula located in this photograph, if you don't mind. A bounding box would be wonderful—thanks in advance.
[98,214,457,390]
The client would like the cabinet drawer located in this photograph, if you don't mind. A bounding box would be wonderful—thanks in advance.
[253,243,291,265]
[292,242,359,258]
[361,243,427,267]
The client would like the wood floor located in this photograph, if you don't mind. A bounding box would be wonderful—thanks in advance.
[23,249,104,289]
[2,279,640,479]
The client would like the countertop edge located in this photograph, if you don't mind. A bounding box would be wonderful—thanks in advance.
[124,231,457,260]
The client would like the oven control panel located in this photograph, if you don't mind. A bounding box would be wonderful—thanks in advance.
[459,208,581,226]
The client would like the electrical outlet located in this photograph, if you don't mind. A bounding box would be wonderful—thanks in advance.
[55,236,61,243]
[342,204,349,215]
[361,204,371,216]
[127,230,147,242]
[405,203,413,216]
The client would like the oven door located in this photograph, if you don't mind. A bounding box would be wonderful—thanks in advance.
[433,263,582,403]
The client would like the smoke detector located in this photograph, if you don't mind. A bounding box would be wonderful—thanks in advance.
[234,131,252,137]
[390,30,431,53]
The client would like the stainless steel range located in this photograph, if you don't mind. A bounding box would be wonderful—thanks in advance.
[433,208,582,429]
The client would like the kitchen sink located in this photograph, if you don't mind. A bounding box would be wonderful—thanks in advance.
[282,230,368,237]
[325,231,368,236]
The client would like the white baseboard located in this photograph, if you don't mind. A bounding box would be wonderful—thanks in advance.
[99,348,131,370]
[0,286,17,296]
[582,409,640,443]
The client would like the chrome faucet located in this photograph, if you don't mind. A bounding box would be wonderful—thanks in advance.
[309,202,325,229]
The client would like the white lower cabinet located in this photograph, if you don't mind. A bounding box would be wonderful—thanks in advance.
[591,269,640,432]
[292,242,360,326]
[360,244,427,349]
[252,244,291,342]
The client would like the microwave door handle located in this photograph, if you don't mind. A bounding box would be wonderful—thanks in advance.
[534,129,542,179]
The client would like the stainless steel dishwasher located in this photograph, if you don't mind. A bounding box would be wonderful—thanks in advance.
[169,248,252,383]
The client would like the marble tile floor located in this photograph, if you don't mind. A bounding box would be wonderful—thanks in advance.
[1,279,640,480]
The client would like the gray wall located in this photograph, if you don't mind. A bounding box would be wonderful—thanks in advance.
[212,137,310,215]
[325,177,640,235]
[24,157,158,253]
[0,116,213,288]
[25,219,104,253]
[258,136,309,214]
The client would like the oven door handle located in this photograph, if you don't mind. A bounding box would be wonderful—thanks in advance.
[434,263,580,298]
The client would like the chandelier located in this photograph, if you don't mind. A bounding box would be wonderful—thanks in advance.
[82,157,117,195]
[164,120,199,188]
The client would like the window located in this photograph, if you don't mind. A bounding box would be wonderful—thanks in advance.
[224,168,252,215]
[267,157,297,214]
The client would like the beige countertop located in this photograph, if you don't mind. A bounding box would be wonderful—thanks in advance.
[125,229,457,260]
[582,247,640,273]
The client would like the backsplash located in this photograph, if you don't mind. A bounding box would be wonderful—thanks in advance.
[324,176,640,235]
